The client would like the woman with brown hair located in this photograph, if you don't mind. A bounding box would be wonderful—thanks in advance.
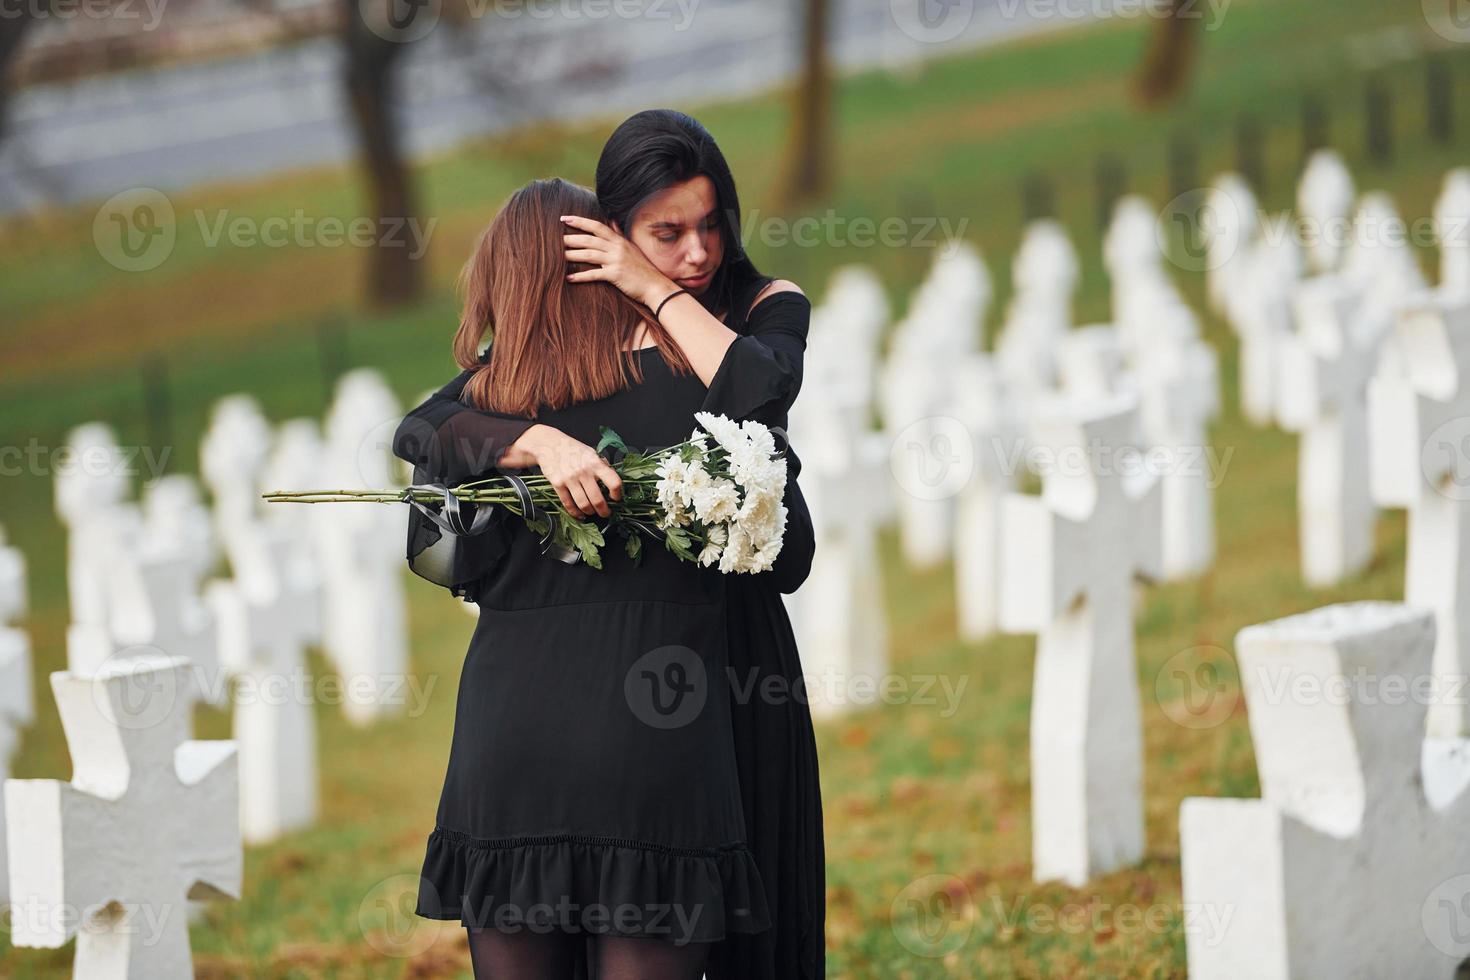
[396,110,825,980]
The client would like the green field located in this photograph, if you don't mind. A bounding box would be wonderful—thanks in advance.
[0,0,1460,975]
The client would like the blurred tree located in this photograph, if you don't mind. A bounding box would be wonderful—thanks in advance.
[0,14,43,146]
[778,0,832,206]
[342,0,424,308]
[1133,0,1198,107]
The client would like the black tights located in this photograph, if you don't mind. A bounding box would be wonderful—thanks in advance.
[465,926,710,980]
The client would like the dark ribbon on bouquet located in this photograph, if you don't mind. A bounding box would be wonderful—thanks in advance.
[400,478,581,565]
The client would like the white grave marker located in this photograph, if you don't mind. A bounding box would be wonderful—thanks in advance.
[1369,293,1470,737]
[1279,274,1381,586]
[999,395,1162,885]
[5,656,240,978]
[1180,602,1470,978]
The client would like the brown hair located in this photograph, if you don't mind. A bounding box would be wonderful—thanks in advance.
[452,177,692,416]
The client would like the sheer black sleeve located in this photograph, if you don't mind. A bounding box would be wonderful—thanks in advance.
[392,362,537,487]
[393,357,533,601]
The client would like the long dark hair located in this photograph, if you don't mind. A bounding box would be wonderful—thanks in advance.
[453,178,692,416]
[594,109,764,320]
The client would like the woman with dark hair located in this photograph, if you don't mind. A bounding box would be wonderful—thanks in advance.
[395,110,825,980]
[409,176,791,980]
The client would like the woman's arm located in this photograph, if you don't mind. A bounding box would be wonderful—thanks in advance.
[697,283,810,430]
[393,363,623,518]
[392,365,536,486]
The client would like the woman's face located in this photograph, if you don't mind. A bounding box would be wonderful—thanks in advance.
[621,175,725,296]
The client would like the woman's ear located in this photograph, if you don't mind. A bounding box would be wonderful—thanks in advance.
[610,219,623,236]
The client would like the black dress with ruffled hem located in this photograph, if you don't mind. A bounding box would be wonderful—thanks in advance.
[416,828,769,942]
[395,277,825,979]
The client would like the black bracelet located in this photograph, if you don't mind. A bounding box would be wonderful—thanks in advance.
[654,288,690,320]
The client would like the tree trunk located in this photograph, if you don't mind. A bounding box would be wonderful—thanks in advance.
[342,0,422,308]
[779,0,832,206]
[1133,0,1198,108]
[0,14,43,147]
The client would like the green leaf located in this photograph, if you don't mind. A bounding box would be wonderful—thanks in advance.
[625,533,642,560]
[596,426,630,455]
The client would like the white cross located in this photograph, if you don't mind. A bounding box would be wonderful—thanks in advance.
[1134,318,1221,580]
[206,521,322,844]
[1181,601,1470,977]
[952,353,1022,642]
[1369,293,1470,737]
[0,525,34,906]
[5,655,240,978]
[786,384,889,718]
[109,551,225,708]
[999,394,1162,886]
[1278,273,1381,587]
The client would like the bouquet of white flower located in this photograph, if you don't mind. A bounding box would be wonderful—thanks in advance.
[262,411,789,575]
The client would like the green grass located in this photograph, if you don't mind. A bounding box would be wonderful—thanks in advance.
[0,0,1457,974]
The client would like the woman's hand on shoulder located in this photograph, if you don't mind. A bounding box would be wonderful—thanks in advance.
[561,214,675,309]
[512,424,623,520]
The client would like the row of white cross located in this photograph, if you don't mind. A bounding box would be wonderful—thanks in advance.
[783,152,1470,975]
[2,368,420,977]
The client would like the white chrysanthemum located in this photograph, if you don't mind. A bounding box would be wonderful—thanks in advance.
[697,538,724,566]
[692,478,740,524]
[736,484,784,545]
[750,537,783,572]
[693,412,746,454]
[655,456,688,510]
[718,523,757,574]
[678,460,714,508]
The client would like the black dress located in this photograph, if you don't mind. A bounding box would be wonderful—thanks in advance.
[394,278,826,979]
